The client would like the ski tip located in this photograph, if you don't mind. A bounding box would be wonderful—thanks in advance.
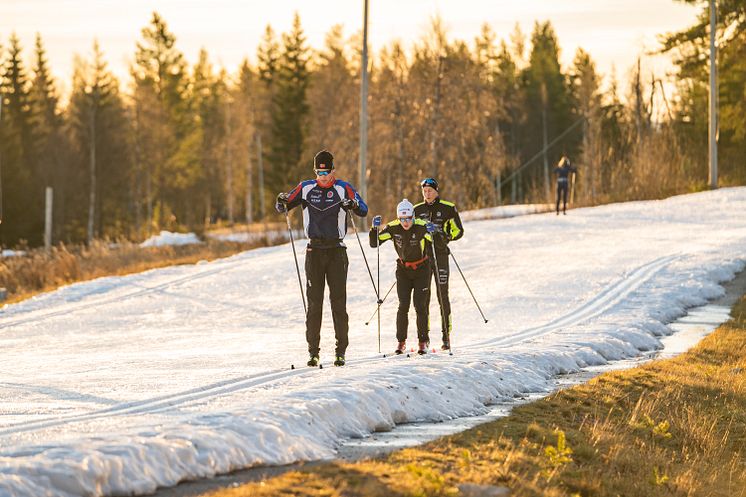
[291,364,295,370]
[449,352,454,356]
[319,364,323,369]
[406,353,410,358]
[382,353,387,358]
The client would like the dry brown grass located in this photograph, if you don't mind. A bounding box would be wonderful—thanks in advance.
[199,295,746,497]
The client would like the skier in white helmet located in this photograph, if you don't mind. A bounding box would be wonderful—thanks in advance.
[369,199,434,355]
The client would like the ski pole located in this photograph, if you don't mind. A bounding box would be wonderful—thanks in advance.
[374,216,382,353]
[364,280,396,325]
[284,209,306,314]
[448,247,488,323]
[347,212,379,298]
[428,225,452,355]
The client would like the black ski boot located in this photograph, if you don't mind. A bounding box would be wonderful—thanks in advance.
[307,355,320,367]
[441,331,451,351]
[333,356,345,367]
[395,341,406,355]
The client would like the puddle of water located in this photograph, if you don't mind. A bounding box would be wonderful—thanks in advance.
[339,303,732,459]
[657,305,730,359]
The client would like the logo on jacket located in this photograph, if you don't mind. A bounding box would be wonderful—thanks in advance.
[327,191,333,198]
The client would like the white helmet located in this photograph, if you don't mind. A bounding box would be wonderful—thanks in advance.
[397,199,414,218]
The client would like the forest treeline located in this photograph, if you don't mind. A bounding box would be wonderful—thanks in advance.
[0,3,744,247]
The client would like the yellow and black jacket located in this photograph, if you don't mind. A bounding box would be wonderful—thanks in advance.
[413,198,464,252]
[369,219,433,269]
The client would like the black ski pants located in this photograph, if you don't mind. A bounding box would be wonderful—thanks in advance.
[556,181,569,213]
[395,263,431,343]
[305,246,349,357]
[428,248,452,342]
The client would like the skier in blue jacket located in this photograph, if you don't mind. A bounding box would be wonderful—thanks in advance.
[275,150,368,367]
[554,156,577,215]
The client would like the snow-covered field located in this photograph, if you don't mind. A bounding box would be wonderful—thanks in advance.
[1,188,745,497]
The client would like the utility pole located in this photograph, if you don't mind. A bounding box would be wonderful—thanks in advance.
[708,0,718,189]
[245,139,253,225]
[225,97,234,223]
[256,133,265,220]
[358,0,369,225]
[44,187,53,251]
[541,83,550,202]
[87,87,98,245]
[0,96,4,226]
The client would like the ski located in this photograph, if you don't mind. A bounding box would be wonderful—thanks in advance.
[290,360,323,370]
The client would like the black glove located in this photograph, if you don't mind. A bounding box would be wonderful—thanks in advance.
[341,197,359,211]
[275,193,289,213]
[434,231,448,243]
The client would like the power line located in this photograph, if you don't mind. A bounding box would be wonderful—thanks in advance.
[501,116,585,187]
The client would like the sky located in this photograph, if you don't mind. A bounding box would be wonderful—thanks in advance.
[1,187,745,496]
[2,0,700,101]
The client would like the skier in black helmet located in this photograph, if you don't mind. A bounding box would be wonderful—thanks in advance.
[275,150,368,367]
[554,155,577,215]
[370,199,433,355]
[413,178,464,350]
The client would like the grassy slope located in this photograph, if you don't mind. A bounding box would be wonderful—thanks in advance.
[199,296,746,497]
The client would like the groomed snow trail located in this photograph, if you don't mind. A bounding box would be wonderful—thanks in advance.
[1,188,745,497]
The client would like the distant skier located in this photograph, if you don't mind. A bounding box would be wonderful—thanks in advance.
[370,199,433,355]
[275,150,368,367]
[413,178,464,350]
[554,156,577,215]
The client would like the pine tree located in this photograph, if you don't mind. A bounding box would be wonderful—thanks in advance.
[254,26,279,216]
[522,21,576,201]
[29,33,67,244]
[269,13,310,191]
[570,48,602,203]
[370,41,411,208]
[1,33,40,245]
[29,34,62,186]
[68,41,131,242]
[234,59,258,223]
[661,1,746,184]
[257,25,280,86]
[132,11,191,230]
[191,48,222,226]
[305,25,357,183]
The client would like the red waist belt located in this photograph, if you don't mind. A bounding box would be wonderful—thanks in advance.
[400,255,429,270]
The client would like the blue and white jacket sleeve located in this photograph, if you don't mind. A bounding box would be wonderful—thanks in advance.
[342,183,368,217]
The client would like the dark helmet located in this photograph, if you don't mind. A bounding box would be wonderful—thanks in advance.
[420,177,439,191]
[314,150,334,172]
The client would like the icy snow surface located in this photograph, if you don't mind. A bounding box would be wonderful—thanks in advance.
[459,203,551,221]
[1,188,746,496]
[139,231,202,248]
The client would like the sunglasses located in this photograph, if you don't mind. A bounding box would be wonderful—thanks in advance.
[398,216,414,222]
[315,170,331,176]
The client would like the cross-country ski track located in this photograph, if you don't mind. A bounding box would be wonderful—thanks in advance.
[1,188,745,497]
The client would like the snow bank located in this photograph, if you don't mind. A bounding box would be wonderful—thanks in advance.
[139,231,202,248]
[1,250,27,258]
[1,188,746,496]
